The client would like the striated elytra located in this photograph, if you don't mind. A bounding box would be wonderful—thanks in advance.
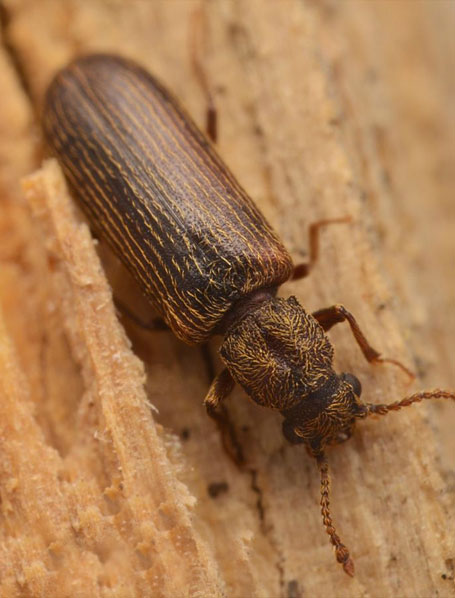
[43,54,455,576]
[42,54,292,345]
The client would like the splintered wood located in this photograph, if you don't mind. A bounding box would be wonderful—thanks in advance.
[1,161,222,597]
[0,1,453,597]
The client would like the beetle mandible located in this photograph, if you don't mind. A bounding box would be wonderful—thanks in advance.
[42,54,455,576]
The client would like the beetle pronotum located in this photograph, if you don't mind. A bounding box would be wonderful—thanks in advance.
[42,54,454,576]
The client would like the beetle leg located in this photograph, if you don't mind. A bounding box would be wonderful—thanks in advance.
[291,217,351,280]
[204,369,244,465]
[190,6,217,143]
[114,297,169,331]
[312,304,415,380]
[204,368,234,412]
[205,104,218,144]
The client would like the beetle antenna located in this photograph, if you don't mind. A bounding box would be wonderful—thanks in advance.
[366,389,455,416]
[317,453,355,577]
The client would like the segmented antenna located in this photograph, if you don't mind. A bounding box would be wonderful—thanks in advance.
[367,389,455,416]
[317,453,355,577]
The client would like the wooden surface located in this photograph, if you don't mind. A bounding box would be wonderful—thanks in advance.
[0,1,453,597]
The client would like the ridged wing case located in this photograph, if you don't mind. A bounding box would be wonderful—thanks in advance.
[43,55,293,343]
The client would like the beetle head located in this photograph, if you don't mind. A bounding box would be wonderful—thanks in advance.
[281,371,367,456]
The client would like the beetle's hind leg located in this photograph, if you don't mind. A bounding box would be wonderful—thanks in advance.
[312,304,415,381]
[204,369,245,466]
[291,217,351,280]
[190,5,217,143]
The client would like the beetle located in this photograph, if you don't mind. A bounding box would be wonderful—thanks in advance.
[42,54,454,576]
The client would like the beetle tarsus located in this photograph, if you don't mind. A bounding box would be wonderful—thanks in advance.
[291,217,351,281]
[369,356,415,382]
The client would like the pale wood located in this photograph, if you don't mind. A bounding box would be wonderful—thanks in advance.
[0,1,453,597]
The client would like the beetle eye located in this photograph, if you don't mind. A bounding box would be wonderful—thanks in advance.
[341,373,362,397]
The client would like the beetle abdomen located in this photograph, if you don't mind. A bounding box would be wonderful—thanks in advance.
[43,54,293,343]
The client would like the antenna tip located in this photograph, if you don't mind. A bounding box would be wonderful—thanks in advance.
[343,557,355,577]
[336,546,355,577]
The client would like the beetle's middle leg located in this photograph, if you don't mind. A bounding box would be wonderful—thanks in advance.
[291,217,351,280]
[312,304,415,380]
[204,368,245,465]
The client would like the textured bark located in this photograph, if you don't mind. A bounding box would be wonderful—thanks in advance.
[0,1,453,597]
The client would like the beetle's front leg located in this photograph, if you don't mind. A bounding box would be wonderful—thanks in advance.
[204,369,244,465]
[312,304,414,380]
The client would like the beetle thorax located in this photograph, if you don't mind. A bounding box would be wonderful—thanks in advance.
[220,296,335,411]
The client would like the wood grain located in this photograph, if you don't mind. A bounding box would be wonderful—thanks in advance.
[0,1,453,596]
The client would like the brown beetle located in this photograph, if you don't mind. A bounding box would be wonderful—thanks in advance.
[42,54,454,576]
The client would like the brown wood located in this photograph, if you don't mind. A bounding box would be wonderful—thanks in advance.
[0,1,453,596]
